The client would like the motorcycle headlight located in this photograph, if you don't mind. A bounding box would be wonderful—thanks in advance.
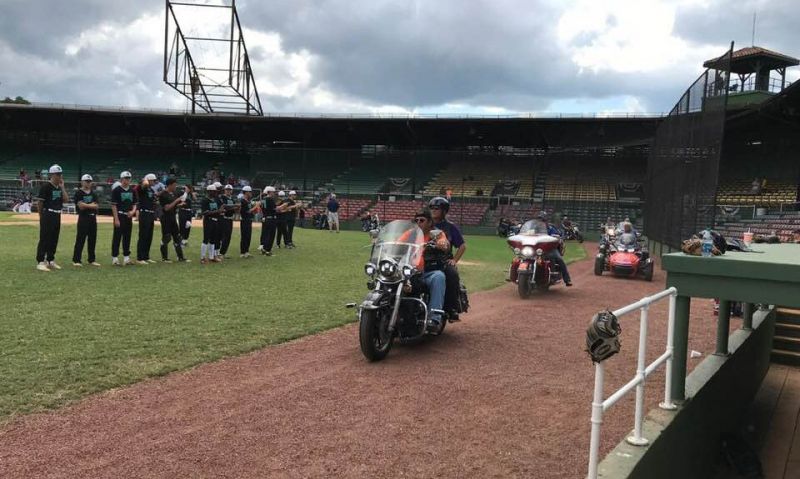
[521,246,535,258]
[535,248,543,256]
[364,263,376,276]
[378,259,397,277]
[402,265,413,278]
[513,247,521,255]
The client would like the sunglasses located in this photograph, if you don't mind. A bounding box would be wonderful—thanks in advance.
[414,218,428,224]
[429,206,441,210]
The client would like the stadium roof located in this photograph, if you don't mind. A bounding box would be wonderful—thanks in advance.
[703,46,800,75]
[0,103,662,149]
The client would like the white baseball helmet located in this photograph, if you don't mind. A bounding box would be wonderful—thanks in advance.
[214,181,223,189]
[289,190,297,195]
[224,184,233,190]
[278,190,286,197]
[120,171,132,179]
[206,184,217,192]
[145,173,157,181]
[48,164,63,174]
[263,186,276,193]
[242,186,252,192]
[81,174,93,182]
[330,193,336,198]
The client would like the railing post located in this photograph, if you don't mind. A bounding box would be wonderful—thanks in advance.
[627,305,650,446]
[715,300,731,356]
[660,292,678,410]
[670,295,691,402]
[742,303,754,331]
[588,362,605,479]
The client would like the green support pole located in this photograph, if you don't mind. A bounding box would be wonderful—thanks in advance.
[742,303,754,331]
[715,300,731,356]
[671,295,691,402]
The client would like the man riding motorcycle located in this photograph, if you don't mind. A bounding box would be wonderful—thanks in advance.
[429,196,466,320]
[539,213,573,287]
[412,208,449,328]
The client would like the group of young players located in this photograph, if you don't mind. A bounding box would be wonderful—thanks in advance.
[33,165,304,271]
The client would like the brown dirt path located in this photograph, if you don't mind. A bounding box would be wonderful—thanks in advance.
[0,243,724,478]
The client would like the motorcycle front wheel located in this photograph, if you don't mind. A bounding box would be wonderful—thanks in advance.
[517,272,532,299]
[359,309,393,361]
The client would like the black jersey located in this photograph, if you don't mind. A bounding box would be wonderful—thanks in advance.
[36,182,64,212]
[240,197,256,221]
[111,185,138,213]
[137,185,156,211]
[201,196,222,216]
[74,189,97,217]
[221,194,237,219]
[261,196,277,218]
[281,198,296,220]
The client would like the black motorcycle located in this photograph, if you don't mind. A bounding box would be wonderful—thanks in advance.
[561,223,584,243]
[351,220,468,361]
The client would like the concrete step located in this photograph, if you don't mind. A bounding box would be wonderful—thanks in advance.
[771,349,800,367]
[776,322,800,339]
[774,335,800,353]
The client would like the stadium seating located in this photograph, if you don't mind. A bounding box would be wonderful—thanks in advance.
[307,197,373,220]
[715,211,800,243]
[716,178,798,206]
[422,159,533,198]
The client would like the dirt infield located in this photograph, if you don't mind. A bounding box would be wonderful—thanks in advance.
[0,244,723,478]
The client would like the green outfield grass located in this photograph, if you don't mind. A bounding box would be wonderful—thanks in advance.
[0,219,585,421]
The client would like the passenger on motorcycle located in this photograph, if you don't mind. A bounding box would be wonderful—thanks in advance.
[429,196,466,320]
[538,213,573,287]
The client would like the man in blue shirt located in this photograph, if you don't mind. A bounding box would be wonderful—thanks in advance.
[428,197,467,320]
[326,193,340,233]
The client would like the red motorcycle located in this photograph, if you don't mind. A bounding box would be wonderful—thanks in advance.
[594,232,654,281]
[506,219,565,298]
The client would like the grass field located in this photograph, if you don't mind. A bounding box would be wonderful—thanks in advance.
[0,218,585,422]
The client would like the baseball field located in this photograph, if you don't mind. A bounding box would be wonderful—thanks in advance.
[0,213,586,421]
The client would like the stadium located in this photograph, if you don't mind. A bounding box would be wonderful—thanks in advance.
[1,2,800,478]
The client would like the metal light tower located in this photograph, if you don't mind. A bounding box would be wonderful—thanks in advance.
[163,0,263,115]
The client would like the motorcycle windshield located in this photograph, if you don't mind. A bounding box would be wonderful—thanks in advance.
[520,219,548,235]
[370,220,424,267]
[617,233,637,248]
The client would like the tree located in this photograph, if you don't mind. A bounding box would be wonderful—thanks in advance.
[0,96,31,104]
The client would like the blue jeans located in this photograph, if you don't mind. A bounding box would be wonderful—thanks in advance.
[548,250,571,283]
[423,270,446,321]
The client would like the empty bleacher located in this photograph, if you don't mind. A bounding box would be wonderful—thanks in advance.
[716,178,798,206]
[423,158,532,198]
[715,211,800,243]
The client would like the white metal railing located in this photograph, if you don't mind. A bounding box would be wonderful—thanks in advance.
[587,287,678,479]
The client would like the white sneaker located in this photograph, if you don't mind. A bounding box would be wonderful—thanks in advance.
[48,261,62,270]
[72,262,83,267]
[123,256,132,266]
[37,262,51,272]
[181,240,188,246]
[137,260,148,265]
[147,259,157,264]
[112,257,121,266]
[90,262,102,267]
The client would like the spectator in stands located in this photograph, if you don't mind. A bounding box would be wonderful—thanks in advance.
[35,164,69,271]
[106,176,114,185]
[35,170,42,181]
[476,187,484,196]
[327,193,340,233]
[429,196,466,320]
[750,177,762,194]
[794,229,800,244]
[169,163,179,176]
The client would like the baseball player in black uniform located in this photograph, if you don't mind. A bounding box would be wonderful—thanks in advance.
[35,164,69,271]
[72,174,100,267]
[158,178,189,263]
[179,184,196,246]
[135,173,158,265]
[111,170,139,266]
[239,185,257,258]
[200,184,224,264]
[219,184,238,258]
[275,190,290,248]
[259,186,277,256]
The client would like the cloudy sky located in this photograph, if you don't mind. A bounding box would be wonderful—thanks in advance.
[1,0,798,115]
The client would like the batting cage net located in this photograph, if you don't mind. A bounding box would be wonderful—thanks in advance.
[645,43,733,249]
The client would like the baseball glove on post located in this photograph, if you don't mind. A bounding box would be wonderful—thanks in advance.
[586,310,622,363]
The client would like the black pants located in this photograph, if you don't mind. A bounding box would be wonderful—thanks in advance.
[137,211,155,261]
[240,220,252,254]
[72,215,97,263]
[261,217,277,252]
[220,218,234,255]
[549,250,571,283]
[286,219,296,245]
[178,209,193,241]
[443,263,462,314]
[160,215,184,260]
[36,211,61,263]
[203,218,220,248]
[276,219,288,246]
[112,213,133,257]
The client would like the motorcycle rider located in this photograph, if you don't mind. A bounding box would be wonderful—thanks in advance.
[407,208,449,329]
[428,196,465,320]
[539,213,573,287]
